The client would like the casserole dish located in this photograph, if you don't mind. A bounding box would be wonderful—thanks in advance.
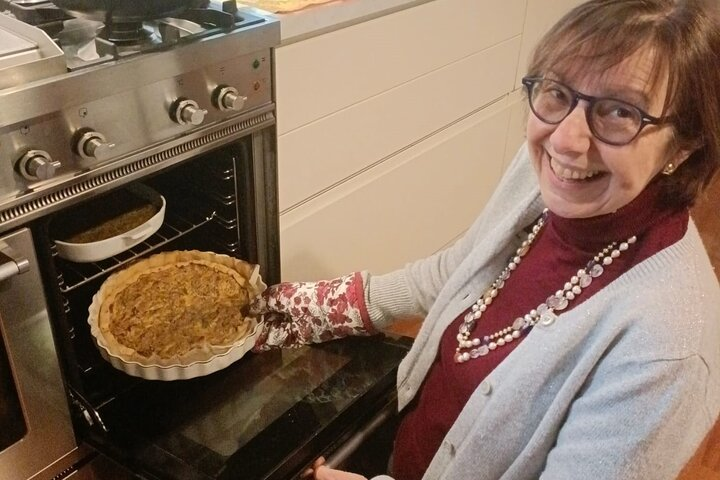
[54,183,165,263]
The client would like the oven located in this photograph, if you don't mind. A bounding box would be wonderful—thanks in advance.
[0,2,409,479]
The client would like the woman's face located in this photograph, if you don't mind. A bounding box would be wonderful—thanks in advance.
[526,47,686,219]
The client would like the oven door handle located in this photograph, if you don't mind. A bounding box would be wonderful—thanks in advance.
[0,241,30,282]
[324,401,396,470]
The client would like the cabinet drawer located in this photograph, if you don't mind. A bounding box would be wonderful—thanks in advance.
[275,0,526,134]
[278,37,521,211]
[279,99,513,281]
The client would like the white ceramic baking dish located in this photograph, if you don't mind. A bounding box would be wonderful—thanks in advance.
[54,183,166,263]
[90,319,262,381]
[87,250,267,380]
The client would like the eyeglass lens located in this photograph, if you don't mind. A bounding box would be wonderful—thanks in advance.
[528,79,645,145]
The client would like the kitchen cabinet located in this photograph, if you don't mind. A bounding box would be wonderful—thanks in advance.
[280,98,512,281]
[273,0,584,281]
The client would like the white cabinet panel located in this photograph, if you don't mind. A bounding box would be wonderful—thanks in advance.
[279,100,512,281]
[275,0,526,134]
[514,0,585,85]
[278,37,521,211]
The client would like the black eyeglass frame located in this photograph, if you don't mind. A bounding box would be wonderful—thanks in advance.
[521,76,670,146]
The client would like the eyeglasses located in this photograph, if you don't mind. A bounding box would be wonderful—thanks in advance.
[521,76,670,146]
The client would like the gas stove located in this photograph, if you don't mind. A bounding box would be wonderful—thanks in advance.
[0,3,286,479]
[0,0,268,70]
[0,0,279,234]
[0,7,410,480]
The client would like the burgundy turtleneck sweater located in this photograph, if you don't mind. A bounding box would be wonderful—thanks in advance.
[391,181,689,480]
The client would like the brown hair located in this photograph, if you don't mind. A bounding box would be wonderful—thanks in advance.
[527,0,720,208]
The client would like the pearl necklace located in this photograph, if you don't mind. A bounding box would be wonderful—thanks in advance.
[454,209,637,364]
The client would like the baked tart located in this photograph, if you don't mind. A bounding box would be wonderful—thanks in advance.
[88,250,266,380]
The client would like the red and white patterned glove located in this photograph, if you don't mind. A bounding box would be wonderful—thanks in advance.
[252,272,377,351]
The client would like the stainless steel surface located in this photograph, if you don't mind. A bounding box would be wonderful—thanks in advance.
[0,14,65,89]
[0,241,30,280]
[0,10,279,235]
[0,5,282,478]
[0,228,78,480]
[0,25,34,55]
[0,105,276,233]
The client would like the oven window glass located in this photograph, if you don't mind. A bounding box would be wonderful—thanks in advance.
[95,336,408,479]
[0,328,27,451]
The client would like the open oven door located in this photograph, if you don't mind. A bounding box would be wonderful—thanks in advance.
[81,334,411,480]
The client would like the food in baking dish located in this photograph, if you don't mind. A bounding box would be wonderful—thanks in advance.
[53,184,166,263]
[91,250,265,369]
[67,203,158,244]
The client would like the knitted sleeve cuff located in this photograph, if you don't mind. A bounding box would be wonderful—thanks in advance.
[364,270,423,330]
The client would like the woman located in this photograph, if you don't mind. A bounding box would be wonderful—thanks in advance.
[253,0,720,478]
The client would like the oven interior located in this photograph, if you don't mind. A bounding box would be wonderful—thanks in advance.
[37,136,258,391]
[29,136,409,479]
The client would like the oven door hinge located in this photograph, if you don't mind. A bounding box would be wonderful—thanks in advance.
[68,386,109,433]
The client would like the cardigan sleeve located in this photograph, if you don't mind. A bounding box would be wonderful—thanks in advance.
[539,354,716,480]
[364,236,475,329]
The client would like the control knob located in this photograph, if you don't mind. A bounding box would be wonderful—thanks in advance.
[213,86,247,112]
[171,99,207,125]
[18,150,61,181]
[76,131,115,161]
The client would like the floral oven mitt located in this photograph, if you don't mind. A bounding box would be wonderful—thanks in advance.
[252,272,377,351]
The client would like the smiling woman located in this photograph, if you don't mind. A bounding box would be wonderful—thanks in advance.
[251,1,720,479]
[524,45,686,218]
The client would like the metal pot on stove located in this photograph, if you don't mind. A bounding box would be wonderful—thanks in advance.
[50,0,210,23]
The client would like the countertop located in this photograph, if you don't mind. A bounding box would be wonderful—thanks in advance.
[238,0,434,44]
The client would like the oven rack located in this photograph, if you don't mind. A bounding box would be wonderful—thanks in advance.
[56,210,216,293]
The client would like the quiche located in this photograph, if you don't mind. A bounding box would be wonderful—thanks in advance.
[92,250,265,367]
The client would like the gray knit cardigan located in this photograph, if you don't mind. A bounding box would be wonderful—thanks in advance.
[365,143,720,480]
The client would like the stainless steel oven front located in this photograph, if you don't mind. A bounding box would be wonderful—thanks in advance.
[0,228,78,479]
[0,7,282,478]
[0,6,411,479]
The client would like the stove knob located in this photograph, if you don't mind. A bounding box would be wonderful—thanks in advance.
[213,86,247,112]
[172,99,207,125]
[77,131,116,161]
[18,150,61,181]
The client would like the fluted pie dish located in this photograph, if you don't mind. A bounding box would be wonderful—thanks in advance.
[88,250,266,380]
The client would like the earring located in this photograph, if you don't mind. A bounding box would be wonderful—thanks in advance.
[662,162,676,175]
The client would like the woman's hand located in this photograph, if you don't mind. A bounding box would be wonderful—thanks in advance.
[251,272,376,351]
[314,466,368,480]
[300,457,368,480]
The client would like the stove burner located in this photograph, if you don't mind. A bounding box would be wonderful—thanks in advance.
[100,21,151,44]
[4,0,267,71]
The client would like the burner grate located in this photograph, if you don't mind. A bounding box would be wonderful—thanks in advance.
[0,0,70,26]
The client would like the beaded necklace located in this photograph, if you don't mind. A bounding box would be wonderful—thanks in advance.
[454,209,637,364]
